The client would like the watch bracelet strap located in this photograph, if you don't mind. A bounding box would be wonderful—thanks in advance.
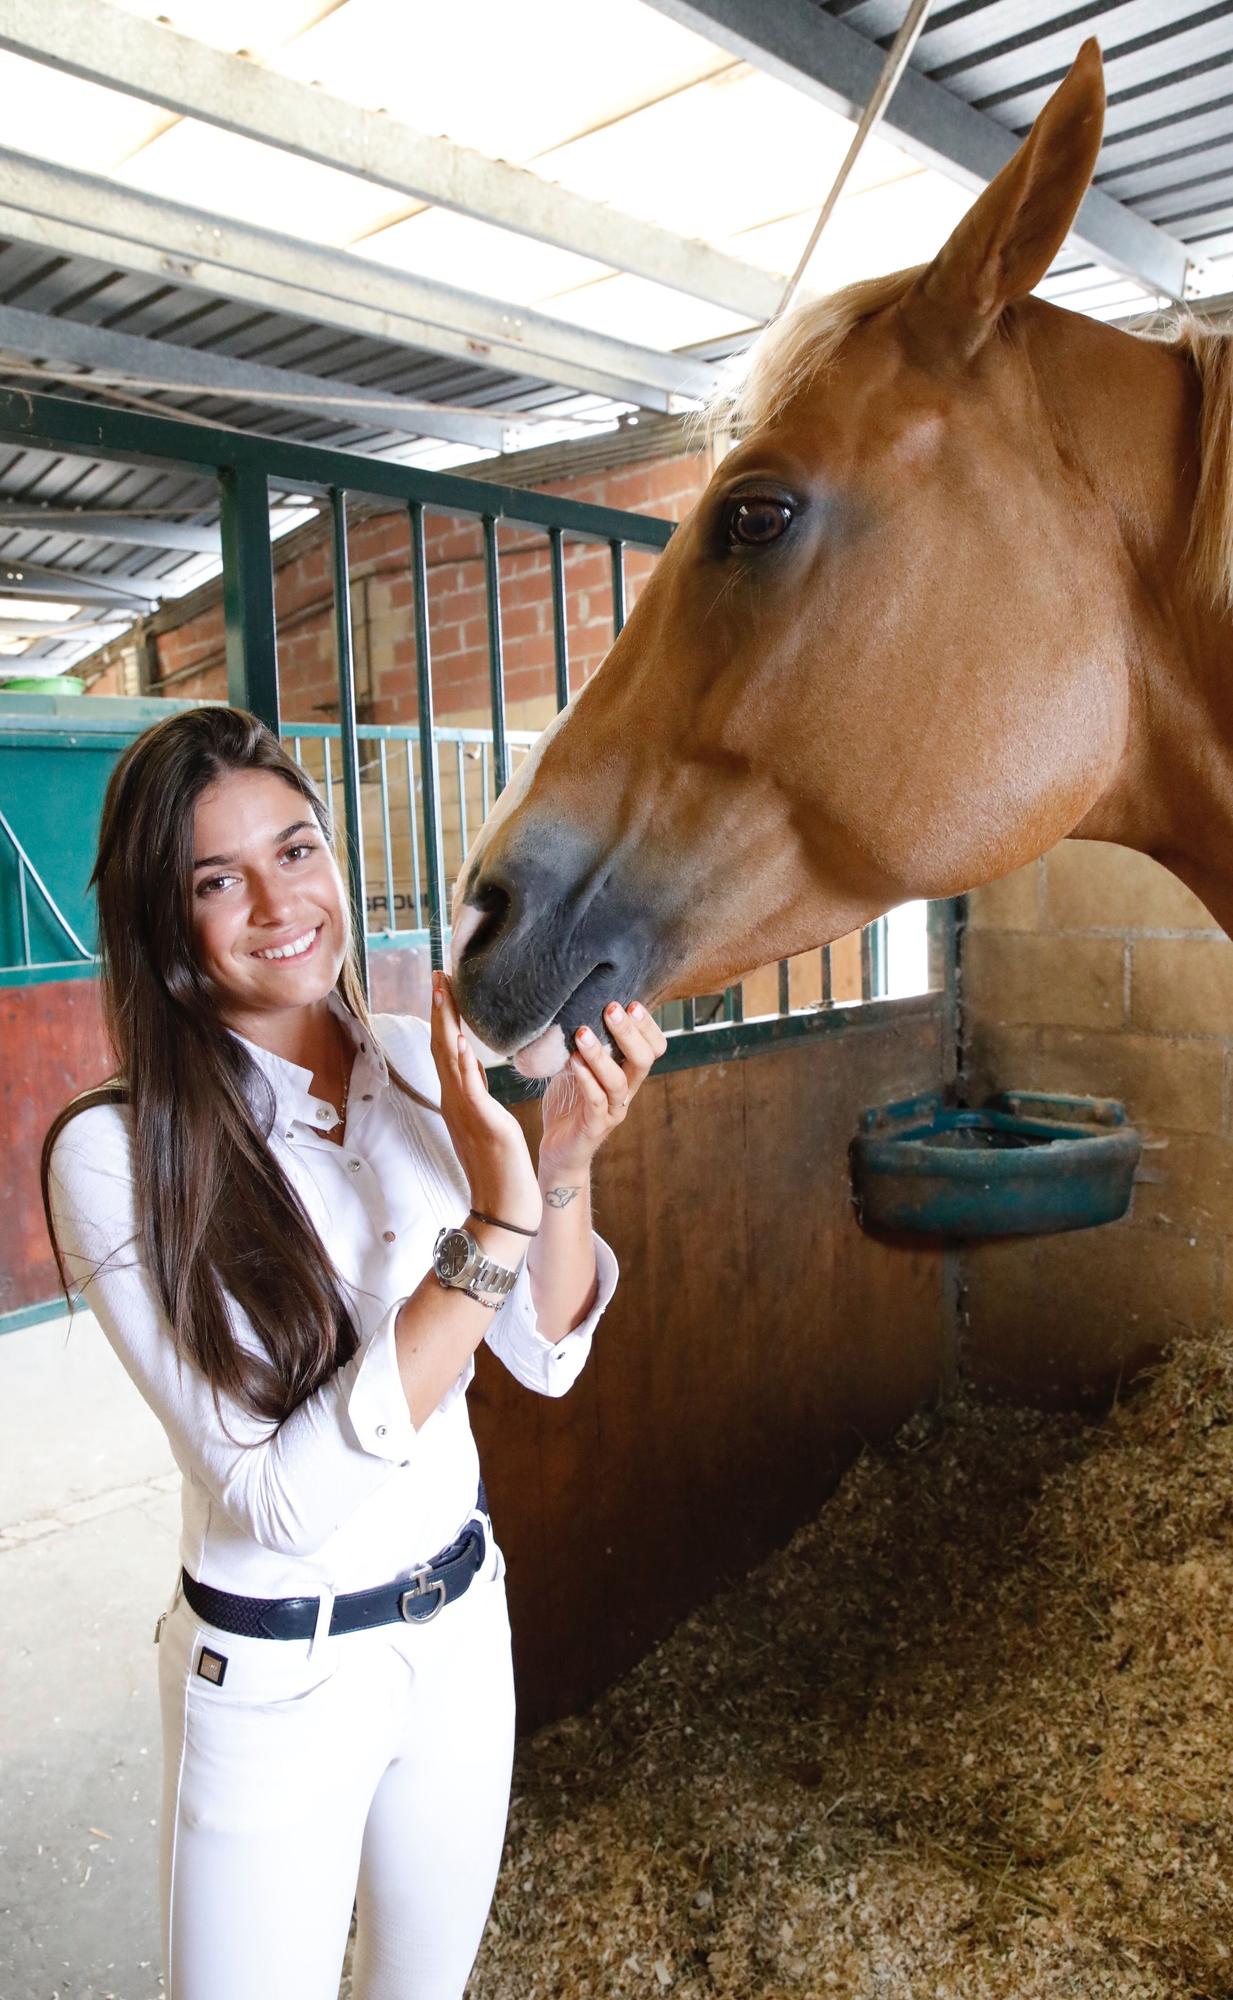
[466,1252,519,1300]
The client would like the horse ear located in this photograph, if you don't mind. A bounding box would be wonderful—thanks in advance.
[901,38,1105,363]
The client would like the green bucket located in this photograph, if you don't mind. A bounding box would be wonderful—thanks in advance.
[0,674,86,695]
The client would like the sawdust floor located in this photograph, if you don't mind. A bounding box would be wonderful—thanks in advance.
[460,1332,1233,2000]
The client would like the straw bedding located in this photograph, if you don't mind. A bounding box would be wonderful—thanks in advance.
[348,1330,1233,1997]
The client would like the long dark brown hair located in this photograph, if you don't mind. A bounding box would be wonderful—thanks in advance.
[41,705,433,1426]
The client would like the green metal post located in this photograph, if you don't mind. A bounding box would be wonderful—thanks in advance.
[329,489,368,996]
[548,525,570,711]
[610,539,627,635]
[860,924,874,1001]
[410,503,448,971]
[219,464,278,728]
[482,516,510,796]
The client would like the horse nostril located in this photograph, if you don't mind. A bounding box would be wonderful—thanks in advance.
[455,878,512,965]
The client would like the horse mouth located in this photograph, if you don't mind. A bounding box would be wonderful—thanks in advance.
[512,1020,570,1080]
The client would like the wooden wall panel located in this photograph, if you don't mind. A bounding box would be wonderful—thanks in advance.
[2,978,112,1315]
[475,1007,951,1729]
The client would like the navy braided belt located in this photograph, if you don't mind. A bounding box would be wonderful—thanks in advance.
[180,1482,491,1639]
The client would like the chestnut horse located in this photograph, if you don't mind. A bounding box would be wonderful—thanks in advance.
[453,40,1233,1079]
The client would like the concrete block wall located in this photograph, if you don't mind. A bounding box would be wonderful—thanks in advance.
[961,840,1233,1403]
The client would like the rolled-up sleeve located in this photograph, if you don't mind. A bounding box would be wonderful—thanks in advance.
[484,1232,617,1395]
[49,1113,419,1558]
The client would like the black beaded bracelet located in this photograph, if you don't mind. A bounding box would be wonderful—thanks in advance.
[469,1207,539,1238]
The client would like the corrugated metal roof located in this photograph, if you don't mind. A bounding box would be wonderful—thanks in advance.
[827,0,1233,271]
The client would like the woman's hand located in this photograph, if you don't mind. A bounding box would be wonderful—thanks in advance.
[540,1000,668,1183]
[429,971,542,1232]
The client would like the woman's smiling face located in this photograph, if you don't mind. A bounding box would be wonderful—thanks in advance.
[191,768,349,1031]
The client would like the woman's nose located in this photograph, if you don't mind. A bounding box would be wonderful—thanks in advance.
[249,871,296,923]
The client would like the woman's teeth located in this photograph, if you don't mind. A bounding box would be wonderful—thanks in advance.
[254,928,317,961]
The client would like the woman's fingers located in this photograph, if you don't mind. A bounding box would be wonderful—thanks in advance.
[572,1024,630,1109]
[590,1000,667,1102]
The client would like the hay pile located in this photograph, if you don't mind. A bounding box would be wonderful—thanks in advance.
[468,1334,1233,1999]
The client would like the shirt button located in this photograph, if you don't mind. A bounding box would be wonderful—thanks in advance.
[362,1093,373,1102]
[383,1230,396,1243]
[376,1425,387,1439]
[316,1106,330,1121]
[347,1158,361,1174]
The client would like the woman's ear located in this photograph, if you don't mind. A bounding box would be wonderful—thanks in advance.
[900,37,1106,366]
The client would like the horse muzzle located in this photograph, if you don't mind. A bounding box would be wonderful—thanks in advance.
[450,825,667,1077]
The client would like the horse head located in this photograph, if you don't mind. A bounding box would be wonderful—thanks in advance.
[452,41,1196,1077]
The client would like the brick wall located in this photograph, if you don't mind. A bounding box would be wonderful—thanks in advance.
[150,452,709,724]
[961,841,1233,1402]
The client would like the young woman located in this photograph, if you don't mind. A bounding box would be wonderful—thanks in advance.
[41,704,666,2000]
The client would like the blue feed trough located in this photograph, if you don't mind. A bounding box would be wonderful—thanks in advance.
[850,1090,1142,1239]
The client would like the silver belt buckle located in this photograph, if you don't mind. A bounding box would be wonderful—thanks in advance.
[399,1565,446,1622]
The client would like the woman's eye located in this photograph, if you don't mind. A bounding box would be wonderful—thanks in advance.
[196,874,234,898]
[283,843,317,864]
[725,496,795,549]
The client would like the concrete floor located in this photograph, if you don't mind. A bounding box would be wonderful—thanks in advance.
[1,1308,178,2000]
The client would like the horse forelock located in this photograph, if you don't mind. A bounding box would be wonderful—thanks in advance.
[709,266,923,441]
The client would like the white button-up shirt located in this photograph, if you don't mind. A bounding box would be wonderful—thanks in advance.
[47,1000,616,1599]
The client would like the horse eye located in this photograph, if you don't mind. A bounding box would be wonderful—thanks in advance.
[726,497,794,548]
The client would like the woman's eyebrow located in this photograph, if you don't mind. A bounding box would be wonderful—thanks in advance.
[192,820,313,870]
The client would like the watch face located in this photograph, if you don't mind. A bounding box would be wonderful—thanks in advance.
[436,1229,473,1281]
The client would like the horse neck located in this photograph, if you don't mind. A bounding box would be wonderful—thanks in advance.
[1036,302,1233,921]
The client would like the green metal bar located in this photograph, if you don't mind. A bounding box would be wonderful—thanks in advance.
[219,463,278,728]
[410,502,448,971]
[482,515,510,796]
[489,989,946,1098]
[610,539,627,635]
[821,944,833,1006]
[0,1296,75,1337]
[682,996,696,1031]
[549,525,570,710]
[860,925,874,1001]
[321,733,334,825]
[405,739,422,925]
[329,488,368,995]
[455,739,469,862]
[777,960,791,1015]
[0,387,675,552]
[16,857,30,966]
[378,738,397,934]
[870,914,889,998]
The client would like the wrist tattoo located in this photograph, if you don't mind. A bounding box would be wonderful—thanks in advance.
[545,1184,582,1209]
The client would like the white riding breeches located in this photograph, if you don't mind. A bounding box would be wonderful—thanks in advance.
[155,1533,515,2000]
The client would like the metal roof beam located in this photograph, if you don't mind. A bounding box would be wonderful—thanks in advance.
[0,151,707,413]
[0,572,160,608]
[0,0,785,324]
[0,303,514,452]
[0,615,131,637]
[0,505,222,551]
[644,0,1193,304]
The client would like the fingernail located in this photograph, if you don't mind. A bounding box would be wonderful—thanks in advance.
[577,1025,594,1044]
[629,1001,643,1018]
[606,1003,623,1020]
[432,987,443,1007]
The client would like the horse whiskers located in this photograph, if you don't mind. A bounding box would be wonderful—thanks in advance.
[542,1065,582,1120]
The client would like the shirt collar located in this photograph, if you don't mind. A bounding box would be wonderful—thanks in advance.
[231,990,386,1135]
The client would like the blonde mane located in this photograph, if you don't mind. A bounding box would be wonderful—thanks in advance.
[715,269,1233,616]
[1163,318,1233,614]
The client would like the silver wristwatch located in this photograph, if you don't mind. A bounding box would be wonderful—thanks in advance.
[433,1226,521,1309]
